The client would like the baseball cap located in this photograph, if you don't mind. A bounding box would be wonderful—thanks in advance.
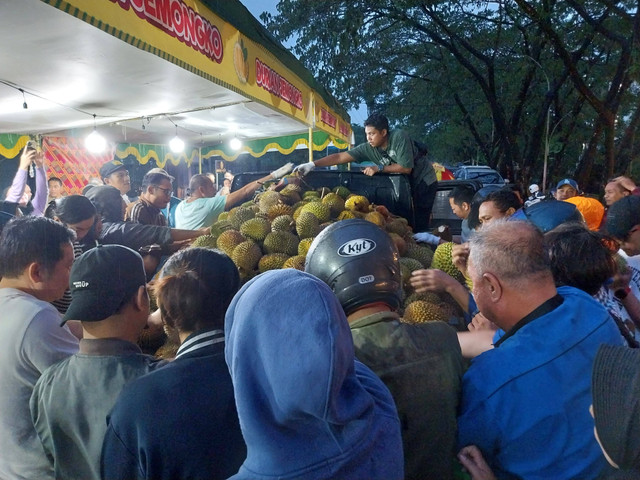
[147,167,175,181]
[99,160,127,179]
[606,195,640,240]
[510,200,584,233]
[62,245,146,325]
[556,178,579,191]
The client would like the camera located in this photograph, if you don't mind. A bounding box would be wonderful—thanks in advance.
[25,140,37,152]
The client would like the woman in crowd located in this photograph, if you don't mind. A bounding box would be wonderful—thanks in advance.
[224,268,404,479]
[545,223,640,347]
[4,145,47,217]
[101,247,246,480]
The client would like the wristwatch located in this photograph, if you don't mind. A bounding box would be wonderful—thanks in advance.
[614,286,631,300]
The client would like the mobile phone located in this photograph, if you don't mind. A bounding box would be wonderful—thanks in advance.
[25,140,37,152]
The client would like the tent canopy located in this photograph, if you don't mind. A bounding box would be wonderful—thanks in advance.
[0,0,351,151]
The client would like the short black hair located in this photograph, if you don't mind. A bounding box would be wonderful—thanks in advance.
[45,195,96,225]
[449,185,475,206]
[154,248,240,332]
[482,189,522,213]
[48,177,63,186]
[545,223,615,295]
[142,172,172,188]
[364,113,389,132]
[0,216,75,278]
[84,186,124,223]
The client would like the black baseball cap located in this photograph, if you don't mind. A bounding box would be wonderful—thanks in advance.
[62,245,146,325]
[99,160,127,179]
[606,196,640,240]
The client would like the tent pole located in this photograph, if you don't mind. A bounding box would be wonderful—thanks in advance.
[308,127,313,163]
[198,147,202,174]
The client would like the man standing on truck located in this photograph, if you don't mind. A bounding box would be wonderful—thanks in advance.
[293,113,437,231]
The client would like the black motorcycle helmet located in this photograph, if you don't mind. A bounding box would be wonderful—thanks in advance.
[304,219,403,315]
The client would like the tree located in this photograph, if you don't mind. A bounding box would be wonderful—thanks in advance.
[264,0,640,190]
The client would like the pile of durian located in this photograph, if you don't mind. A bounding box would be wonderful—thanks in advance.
[191,181,465,325]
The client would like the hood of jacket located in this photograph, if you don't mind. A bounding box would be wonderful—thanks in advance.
[225,269,402,479]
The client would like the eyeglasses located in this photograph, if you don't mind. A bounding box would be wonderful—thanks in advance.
[152,185,172,196]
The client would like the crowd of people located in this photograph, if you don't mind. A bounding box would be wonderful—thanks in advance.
[1,135,640,480]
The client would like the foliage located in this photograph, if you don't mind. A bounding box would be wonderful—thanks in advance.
[264,0,640,191]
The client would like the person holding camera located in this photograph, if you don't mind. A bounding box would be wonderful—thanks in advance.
[3,143,47,217]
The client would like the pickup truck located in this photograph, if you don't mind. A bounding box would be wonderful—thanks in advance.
[233,172,483,235]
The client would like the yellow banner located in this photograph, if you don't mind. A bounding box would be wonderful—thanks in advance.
[47,0,351,142]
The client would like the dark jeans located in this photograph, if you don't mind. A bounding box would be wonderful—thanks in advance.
[413,181,438,232]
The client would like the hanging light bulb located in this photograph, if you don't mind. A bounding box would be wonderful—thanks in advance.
[85,115,106,153]
[170,125,184,153]
[19,88,27,109]
[229,136,242,151]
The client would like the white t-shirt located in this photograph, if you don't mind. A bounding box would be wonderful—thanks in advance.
[175,196,226,230]
[0,288,78,480]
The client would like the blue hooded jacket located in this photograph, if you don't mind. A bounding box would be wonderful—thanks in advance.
[224,269,404,480]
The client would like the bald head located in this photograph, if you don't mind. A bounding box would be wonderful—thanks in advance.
[469,220,551,287]
[188,174,216,199]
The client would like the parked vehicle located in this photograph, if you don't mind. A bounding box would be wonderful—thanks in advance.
[453,165,505,185]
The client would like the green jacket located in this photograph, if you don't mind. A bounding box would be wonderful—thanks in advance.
[350,311,464,480]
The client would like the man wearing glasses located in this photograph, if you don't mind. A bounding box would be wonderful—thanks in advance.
[125,169,174,226]
[293,113,437,231]
[100,160,132,205]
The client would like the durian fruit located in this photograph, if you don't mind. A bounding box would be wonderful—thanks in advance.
[240,217,271,242]
[258,253,290,273]
[231,240,262,272]
[386,217,410,236]
[217,211,229,221]
[271,214,295,232]
[333,185,351,199]
[282,255,306,271]
[405,243,434,268]
[403,291,442,308]
[229,206,256,229]
[279,189,302,205]
[300,202,331,223]
[216,229,245,257]
[303,191,320,200]
[292,204,306,221]
[364,211,385,227]
[296,211,321,239]
[337,210,357,221]
[399,257,424,274]
[298,237,314,256]
[258,191,283,213]
[388,232,407,256]
[431,242,465,284]
[281,183,303,196]
[191,235,218,249]
[322,193,345,218]
[317,187,332,197]
[267,203,294,221]
[402,301,448,324]
[210,219,234,237]
[263,231,299,256]
[345,195,370,213]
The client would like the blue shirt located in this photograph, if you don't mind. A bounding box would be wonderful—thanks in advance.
[458,286,623,479]
[174,196,226,230]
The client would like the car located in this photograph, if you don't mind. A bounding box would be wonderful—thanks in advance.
[453,165,505,185]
